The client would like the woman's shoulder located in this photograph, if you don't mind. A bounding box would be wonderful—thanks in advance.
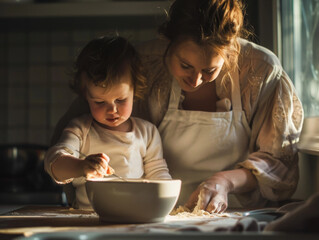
[135,37,172,97]
[136,38,169,56]
[239,38,282,67]
[237,38,284,89]
[135,38,169,78]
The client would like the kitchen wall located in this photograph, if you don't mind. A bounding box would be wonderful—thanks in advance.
[0,10,165,146]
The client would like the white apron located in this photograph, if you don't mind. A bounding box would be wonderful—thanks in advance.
[158,70,251,206]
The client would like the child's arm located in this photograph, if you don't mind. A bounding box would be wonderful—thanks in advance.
[45,124,111,183]
[51,153,110,182]
[143,124,172,180]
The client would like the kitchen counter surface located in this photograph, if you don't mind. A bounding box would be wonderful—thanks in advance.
[0,205,317,240]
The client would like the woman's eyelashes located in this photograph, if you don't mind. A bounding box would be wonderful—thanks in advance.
[180,61,216,74]
[203,69,216,76]
[181,62,191,69]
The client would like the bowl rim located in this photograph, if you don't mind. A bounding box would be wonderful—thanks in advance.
[86,178,181,184]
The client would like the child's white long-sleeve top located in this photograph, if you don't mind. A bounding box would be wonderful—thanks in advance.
[44,114,171,209]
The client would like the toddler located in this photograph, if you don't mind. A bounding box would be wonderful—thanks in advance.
[44,36,171,209]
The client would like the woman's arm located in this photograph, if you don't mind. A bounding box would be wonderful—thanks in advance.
[237,70,303,206]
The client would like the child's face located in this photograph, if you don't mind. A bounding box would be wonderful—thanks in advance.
[85,72,134,132]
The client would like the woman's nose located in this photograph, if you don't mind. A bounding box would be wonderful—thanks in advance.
[188,72,203,87]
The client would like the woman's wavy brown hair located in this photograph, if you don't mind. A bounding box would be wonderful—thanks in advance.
[70,36,146,101]
[159,0,250,84]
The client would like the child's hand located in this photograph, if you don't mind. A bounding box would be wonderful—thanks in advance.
[82,153,113,179]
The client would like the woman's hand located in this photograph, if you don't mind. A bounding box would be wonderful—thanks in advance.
[184,168,257,214]
[82,153,112,179]
[185,173,232,213]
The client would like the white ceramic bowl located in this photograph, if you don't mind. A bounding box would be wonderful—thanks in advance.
[86,178,181,223]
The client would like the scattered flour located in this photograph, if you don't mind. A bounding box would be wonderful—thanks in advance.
[170,205,231,218]
[170,193,241,218]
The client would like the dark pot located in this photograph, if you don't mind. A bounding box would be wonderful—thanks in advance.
[0,144,47,177]
[0,144,61,193]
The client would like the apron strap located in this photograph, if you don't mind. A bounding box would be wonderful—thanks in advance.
[168,79,181,109]
[231,69,243,111]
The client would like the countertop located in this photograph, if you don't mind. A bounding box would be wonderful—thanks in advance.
[0,205,318,240]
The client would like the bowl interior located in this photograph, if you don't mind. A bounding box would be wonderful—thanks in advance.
[86,179,181,223]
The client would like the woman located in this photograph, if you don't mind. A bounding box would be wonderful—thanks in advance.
[52,0,303,213]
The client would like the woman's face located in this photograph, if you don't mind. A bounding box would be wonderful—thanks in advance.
[168,40,225,92]
[84,70,134,132]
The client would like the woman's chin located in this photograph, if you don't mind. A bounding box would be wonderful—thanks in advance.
[181,84,201,92]
[178,80,203,92]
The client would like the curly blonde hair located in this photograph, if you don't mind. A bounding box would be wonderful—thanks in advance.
[159,0,250,83]
[70,36,146,101]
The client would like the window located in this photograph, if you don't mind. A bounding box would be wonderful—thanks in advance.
[279,0,319,117]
